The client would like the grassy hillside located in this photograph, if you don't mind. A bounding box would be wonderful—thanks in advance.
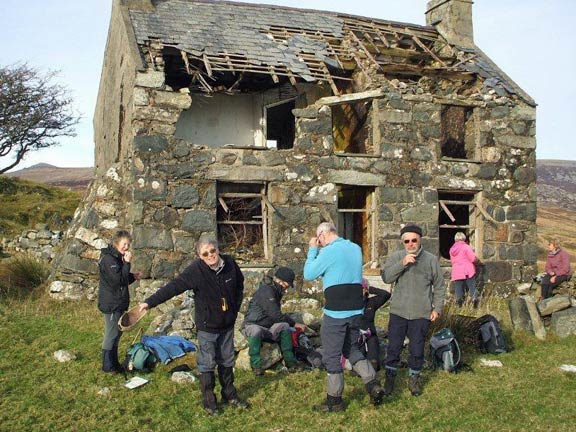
[0,176,82,238]
[537,205,576,269]
[0,296,575,432]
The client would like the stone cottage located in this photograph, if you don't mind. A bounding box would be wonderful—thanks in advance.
[49,0,538,302]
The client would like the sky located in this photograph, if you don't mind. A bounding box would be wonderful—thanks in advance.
[1,0,575,170]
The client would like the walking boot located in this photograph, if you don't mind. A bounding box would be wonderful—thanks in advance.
[312,395,346,412]
[101,350,117,373]
[366,380,385,406]
[110,344,124,373]
[383,369,396,397]
[408,373,423,397]
[248,336,263,376]
[199,372,219,416]
[279,330,299,371]
[218,366,250,409]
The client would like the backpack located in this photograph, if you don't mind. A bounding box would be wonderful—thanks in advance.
[429,328,461,373]
[474,315,508,354]
[123,342,157,372]
[291,328,323,369]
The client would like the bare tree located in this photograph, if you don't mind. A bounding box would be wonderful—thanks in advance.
[0,64,79,174]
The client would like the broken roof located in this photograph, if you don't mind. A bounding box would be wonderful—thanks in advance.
[127,0,535,105]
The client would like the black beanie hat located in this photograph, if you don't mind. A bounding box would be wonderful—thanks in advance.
[275,267,295,287]
[400,224,423,237]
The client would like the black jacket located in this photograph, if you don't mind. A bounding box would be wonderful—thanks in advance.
[145,254,244,334]
[359,287,391,331]
[244,275,295,328]
[98,245,135,313]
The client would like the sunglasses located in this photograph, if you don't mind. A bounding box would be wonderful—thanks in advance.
[403,238,419,244]
[200,248,218,257]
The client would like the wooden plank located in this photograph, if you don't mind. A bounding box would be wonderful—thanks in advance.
[217,221,263,225]
[315,88,386,106]
[439,200,457,223]
[349,30,382,72]
[219,193,263,198]
[180,50,191,74]
[268,66,280,83]
[410,33,447,66]
[202,53,213,77]
[218,197,229,213]
[287,70,298,86]
[440,224,471,229]
[474,202,498,223]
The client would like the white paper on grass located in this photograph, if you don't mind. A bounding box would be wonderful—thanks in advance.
[559,364,576,373]
[125,376,149,389]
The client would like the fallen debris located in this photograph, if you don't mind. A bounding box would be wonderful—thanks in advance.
[53,350,76,363]
[171,371,197,384]
[479,358,503,368]
[559,364,576,373]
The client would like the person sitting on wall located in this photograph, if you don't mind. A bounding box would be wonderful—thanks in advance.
[138,234,249,416]
[98,230,141,373]
[541,238,572,299]
[449,232,479,308]
[242,267,307,376]
[357,279,390,372]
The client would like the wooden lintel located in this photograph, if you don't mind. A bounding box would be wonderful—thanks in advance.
[315,88,385,106]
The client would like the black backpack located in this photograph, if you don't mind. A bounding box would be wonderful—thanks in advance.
[474,314,508,354]
[429,328,462,373]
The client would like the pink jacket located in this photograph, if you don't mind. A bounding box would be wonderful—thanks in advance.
[449,240,477,281]
[545,248,571,276]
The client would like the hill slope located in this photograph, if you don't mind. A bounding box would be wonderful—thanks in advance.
[6,164,93,191]
[0,176,82,237]
[537,159,576,210]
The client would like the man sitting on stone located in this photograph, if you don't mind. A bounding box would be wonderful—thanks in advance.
[243,267,307,376]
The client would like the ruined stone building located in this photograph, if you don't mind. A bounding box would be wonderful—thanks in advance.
[49,0,538,301]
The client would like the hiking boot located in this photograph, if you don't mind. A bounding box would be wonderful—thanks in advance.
[199,372,218,415]
[408,374,423,397]
[224,398,251,409]
[366,380,385,406]
[312,395,346,412]
[204,406,220,416]
[253,368,264,377]
[383,370,396,397]
[101,350,118,373]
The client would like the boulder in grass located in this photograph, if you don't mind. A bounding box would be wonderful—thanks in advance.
[550,308,576,338]
[54,350,76,363]
[235,342,282,371]
[537,295,571,316]
[171,372,197,384]
[508,297,533,333]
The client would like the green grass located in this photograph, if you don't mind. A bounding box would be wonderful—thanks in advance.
[0,254,50,299]
[0,176,81,237]
[1,295,575,432]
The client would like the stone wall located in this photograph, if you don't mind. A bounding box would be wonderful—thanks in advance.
[1,224,63,261]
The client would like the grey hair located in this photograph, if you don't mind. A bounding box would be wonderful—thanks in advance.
[196,234,219,254]
[112,229,132,245]
[454,232,467,242]
[316,222,337,236]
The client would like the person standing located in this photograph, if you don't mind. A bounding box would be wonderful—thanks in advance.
[381,224,445,397]
[542,238,572,299]
[243,267,306,375]
[138,235,249,416]
[304,222,384,412]
[98,230,140,373]
[449,232,478,308]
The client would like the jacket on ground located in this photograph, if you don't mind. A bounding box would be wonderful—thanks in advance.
[142,335,196,364]
[98,245,136,313]
[244,275,295,328]
[449,240,477,281]
[381,248,446,320]
[144,254,244,333]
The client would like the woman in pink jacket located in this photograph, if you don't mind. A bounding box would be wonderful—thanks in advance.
[449,232,478,308]
[542,238,571,299]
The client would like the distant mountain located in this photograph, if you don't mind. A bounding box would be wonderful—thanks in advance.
[5,164,93,191]
[537,159,576,210]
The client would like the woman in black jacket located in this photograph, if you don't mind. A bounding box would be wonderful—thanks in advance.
[98,230,140,373]
[138,234,249,416]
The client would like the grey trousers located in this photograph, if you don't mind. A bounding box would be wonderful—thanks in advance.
[197,329,235,373]
[102,311,123,350]
[243,322,290,341]
[321,314,376,396]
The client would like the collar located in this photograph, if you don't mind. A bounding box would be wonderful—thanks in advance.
[209,257,225,274]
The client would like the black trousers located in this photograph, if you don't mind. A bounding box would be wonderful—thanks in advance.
[541,274,569,298]
[385,314,430,373]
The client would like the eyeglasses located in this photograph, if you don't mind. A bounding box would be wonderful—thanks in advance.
[200,248,218,257]
[403,238,419,244]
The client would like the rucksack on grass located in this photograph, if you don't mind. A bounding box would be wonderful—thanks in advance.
[429,328,461,373]
[123,342,157,373]
[474,314,508,354]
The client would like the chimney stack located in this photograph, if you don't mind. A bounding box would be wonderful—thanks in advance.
[426,0,474,48]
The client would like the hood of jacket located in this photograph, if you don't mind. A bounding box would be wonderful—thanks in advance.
[449,241,468,258]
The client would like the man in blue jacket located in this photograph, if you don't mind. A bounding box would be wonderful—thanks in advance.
[304,222,384,412]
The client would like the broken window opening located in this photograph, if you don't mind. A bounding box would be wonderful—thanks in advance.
[438,191,484,260]
[217,182,270,263]
[337,185,376,263]
[265,99,296,149]
[440,105,476,159]
[332,100,375,154]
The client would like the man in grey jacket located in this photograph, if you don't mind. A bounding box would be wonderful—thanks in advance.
[381,224,445,397]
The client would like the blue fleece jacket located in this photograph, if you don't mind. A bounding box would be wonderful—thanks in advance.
[304,237,364,318]
[142,335,196,364]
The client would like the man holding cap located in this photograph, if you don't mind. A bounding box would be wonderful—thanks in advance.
[381,224,446,397]
[243,267,306,376]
